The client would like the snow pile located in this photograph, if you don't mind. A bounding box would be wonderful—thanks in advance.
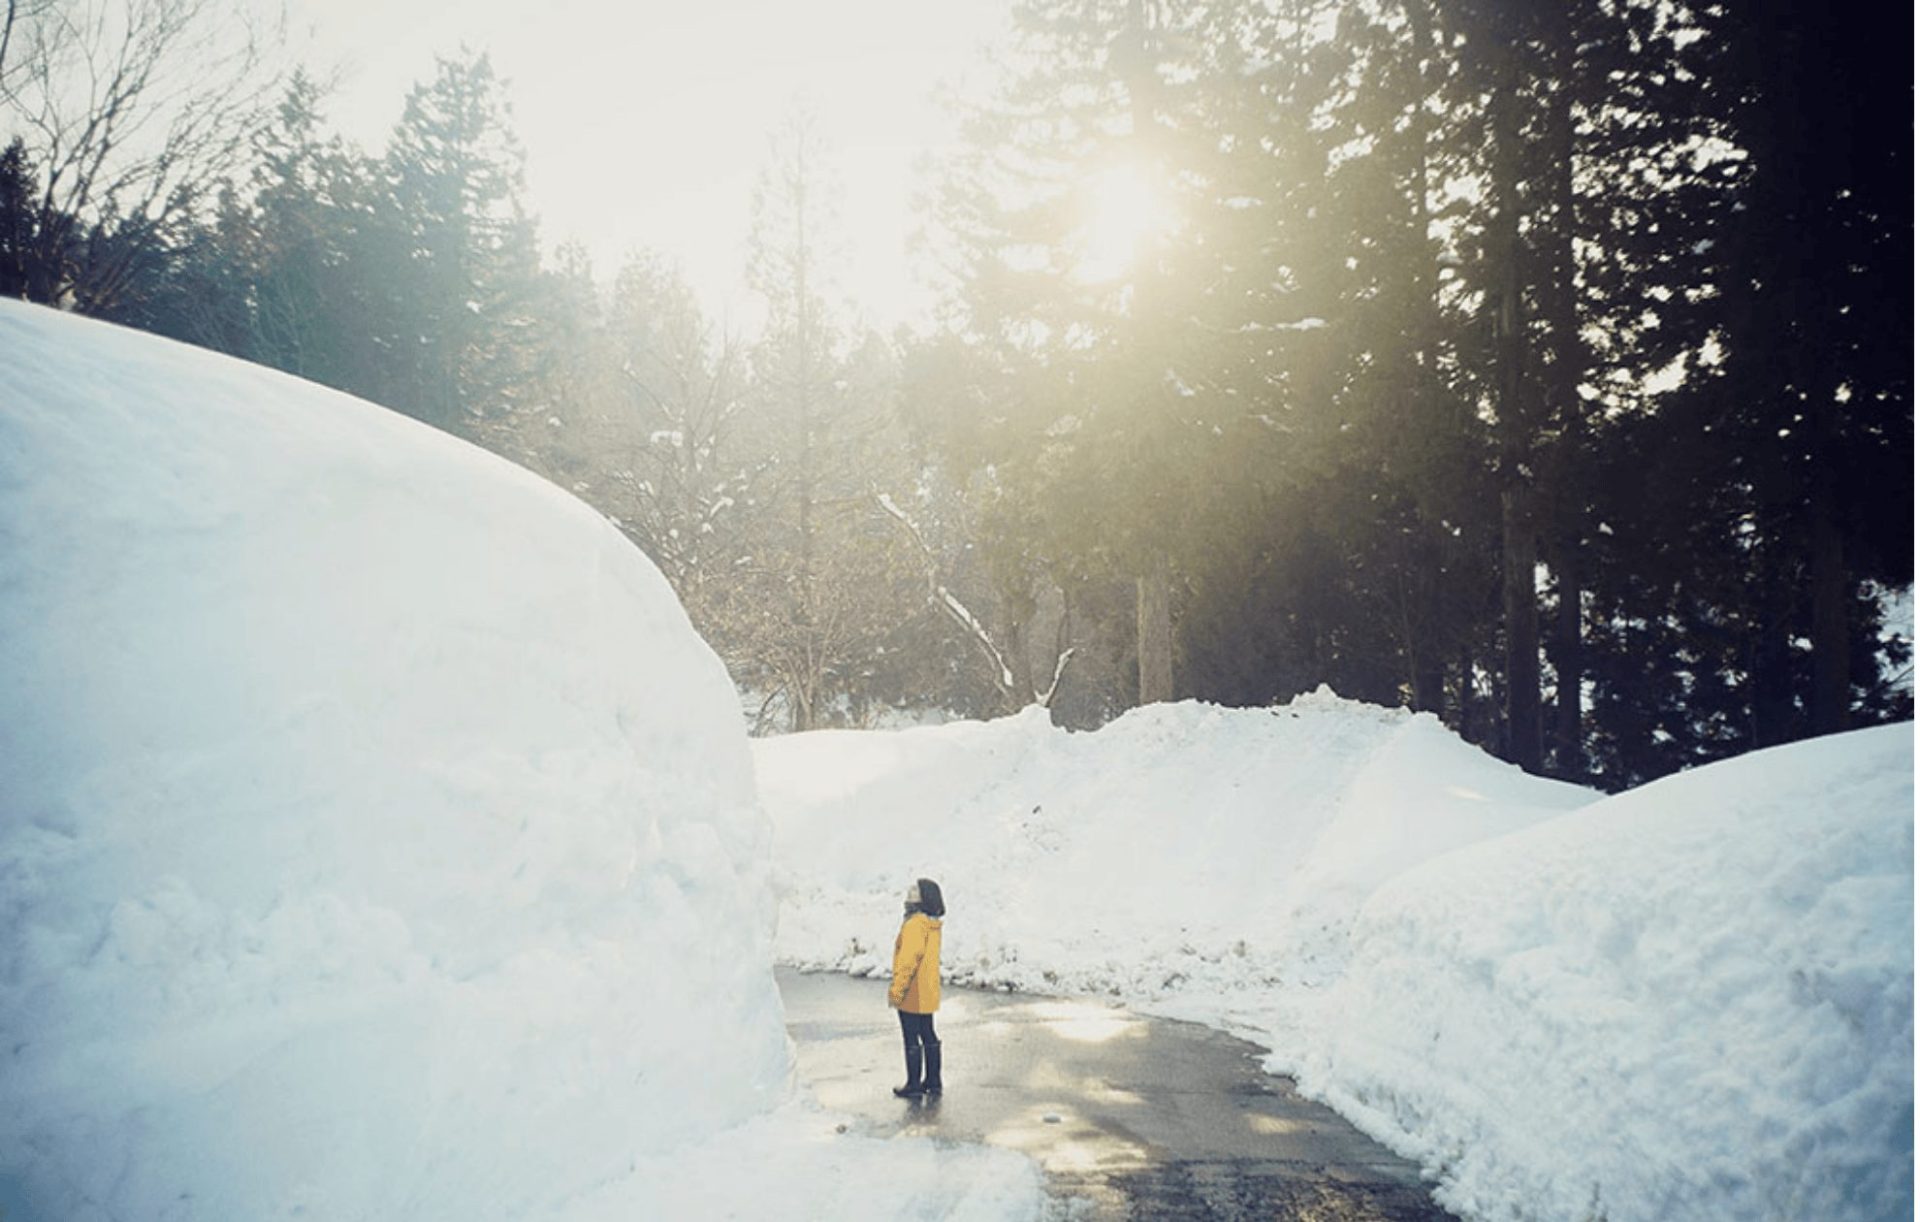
[0,301,1042,1221]
[761,693,1593,998]
[1300,723,1913,1222]
[758,696,1914,1221]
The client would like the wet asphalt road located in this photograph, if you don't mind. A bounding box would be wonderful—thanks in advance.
[777,968,1458,1220]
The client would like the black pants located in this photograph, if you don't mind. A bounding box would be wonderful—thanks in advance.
[898,1010,941,1089]
[898,1009,938,1052]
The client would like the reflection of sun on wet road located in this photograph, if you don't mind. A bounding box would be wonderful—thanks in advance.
[778,968,1458,1220]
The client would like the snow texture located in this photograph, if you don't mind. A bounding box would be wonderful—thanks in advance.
[758,695,1914,1221]
[763,694,1592,996]
[0,300,1043,1221]
[1300,723,1914,1222]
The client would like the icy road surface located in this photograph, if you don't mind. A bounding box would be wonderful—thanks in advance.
[779,968,1456,1220]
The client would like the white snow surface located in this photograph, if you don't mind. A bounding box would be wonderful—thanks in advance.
[762,695,1593,995]
[758,697,1915,1221]
[0,300,1043,1221]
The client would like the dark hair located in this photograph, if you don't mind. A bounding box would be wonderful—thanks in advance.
[915,877,945,917]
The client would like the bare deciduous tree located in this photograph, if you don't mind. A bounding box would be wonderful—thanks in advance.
[0,0,283,309]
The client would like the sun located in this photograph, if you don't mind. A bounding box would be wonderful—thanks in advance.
[1074,164,1174,284]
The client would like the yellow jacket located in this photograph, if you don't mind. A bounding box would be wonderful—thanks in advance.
[889,913,942,1013]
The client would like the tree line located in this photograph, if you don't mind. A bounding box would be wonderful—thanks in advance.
[2,0,1910,789]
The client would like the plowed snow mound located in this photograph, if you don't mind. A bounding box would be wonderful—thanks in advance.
[759,691,1592,995]
[0,301,1043,1222]
[758,695,1912,1221]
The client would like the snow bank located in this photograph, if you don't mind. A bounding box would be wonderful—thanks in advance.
[1299,723,1913,1222]
[758,695,1914,1221]
[0,301,1043,1221]
[761,692,1592,999]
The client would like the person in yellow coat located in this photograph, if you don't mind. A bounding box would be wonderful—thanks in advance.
[888,877,944,1097]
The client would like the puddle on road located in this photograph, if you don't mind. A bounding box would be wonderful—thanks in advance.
[985,1103,1154,1176]
[1003,998,1148,1044]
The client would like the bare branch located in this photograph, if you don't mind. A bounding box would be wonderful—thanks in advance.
[876,489,1032,704]
[2,0,286,308]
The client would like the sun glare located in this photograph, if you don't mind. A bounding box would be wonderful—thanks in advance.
[1075,165,1174,284]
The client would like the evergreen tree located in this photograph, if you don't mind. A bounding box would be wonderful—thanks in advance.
[142,72,376,384]
[376,51,544,435]
[0,138,70,301]
[1701,0,1913,744]
[930,0,1296,709]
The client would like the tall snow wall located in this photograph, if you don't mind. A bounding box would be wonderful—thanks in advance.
[0,300,786,1219]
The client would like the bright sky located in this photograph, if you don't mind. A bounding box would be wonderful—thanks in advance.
[285,0,1014,334]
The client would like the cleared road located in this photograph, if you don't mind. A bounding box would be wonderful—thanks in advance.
[778,968,1458,1220]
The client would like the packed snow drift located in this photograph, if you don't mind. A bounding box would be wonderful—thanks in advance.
[0,301,1042,1221]
[1300,721,1913,1222]
[759,697,1914,1221]
[762,693,1595,996]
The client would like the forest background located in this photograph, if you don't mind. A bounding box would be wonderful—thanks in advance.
[1,0,1910,790]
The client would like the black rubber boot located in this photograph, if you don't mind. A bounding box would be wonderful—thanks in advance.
[893,1046,924,1097]
[922,1038,943,1095]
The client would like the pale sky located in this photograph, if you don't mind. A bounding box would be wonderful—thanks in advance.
[285,0,1015,334]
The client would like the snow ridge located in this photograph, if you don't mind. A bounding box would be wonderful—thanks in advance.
[759,690,1914,1222]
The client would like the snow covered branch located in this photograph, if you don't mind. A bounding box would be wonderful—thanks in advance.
[875,491,1072,709]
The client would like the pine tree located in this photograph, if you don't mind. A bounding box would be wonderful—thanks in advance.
[0,137,69,302]
[1703,0,1913,743]
[144,72,371,383]
[377,51,544,435]
[931,0,1295,709]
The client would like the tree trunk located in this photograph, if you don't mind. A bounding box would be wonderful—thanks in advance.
[789,666,817,733]
[795,148,815,609]
[1118,0,1174,710]
[1808,466,1849,734]
[1411,656,1445,716]
[1403,0,1446,721]
[1398,549,1444,715]
[1542,0,1584,778]
[1136,551,1174,705]
[1453,648,1479,744]
[1488,40,1542,774]
[1004,585,1036,714]
[1501,489,1543,771]
[1549,539,1583,774]
[1751,565,1796,748]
